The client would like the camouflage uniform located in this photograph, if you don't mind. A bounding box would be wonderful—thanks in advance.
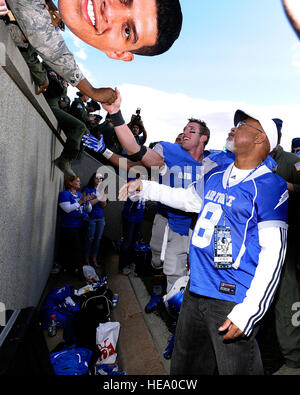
[7,0,84,86]
[43,64,89,161]
[70,97,92,128]
[20,43,48,87]
[272,146,300,369]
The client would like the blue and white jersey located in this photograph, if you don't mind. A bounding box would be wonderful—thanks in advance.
[189,162,289,307]
[58,190,85,227]
[83,187,105,220]
[122,197,145,223]
[153,143,234,235]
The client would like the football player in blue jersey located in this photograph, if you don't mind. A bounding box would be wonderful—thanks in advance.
[96,88,230,294]
[119,110,289,375]
[83,88,231,359]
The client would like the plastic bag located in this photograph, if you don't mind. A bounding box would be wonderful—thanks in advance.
[82,265,100,283]
[96,322,120,364]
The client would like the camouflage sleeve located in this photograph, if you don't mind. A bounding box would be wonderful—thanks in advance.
[7,0,84,86]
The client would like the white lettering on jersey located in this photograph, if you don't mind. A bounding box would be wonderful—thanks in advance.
[205,190,236,207]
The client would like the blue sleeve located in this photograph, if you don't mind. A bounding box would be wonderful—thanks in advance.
[58,190,70,204]
[256,175,289,226]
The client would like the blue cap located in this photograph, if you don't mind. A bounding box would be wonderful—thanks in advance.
[292,138,300,149]
[88,100,101,111]
[272,118,283,133]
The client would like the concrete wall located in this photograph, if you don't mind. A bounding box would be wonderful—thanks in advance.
[0,20,129,311]
[0,20,155,311]
[0,21,64,310]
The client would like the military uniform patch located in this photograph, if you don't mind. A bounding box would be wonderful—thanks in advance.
[295,162,300,171]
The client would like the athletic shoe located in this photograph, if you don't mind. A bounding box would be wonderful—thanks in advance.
[144,294,162,314]
[95,364,126,375]
[163,332,176,360]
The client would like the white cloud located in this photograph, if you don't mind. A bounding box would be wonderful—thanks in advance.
[65,79,299,153]
[75,48,88,61]
[76,61,97,84]
[115,84,299,152]
[292,42,300,68]
[64,30,89,67]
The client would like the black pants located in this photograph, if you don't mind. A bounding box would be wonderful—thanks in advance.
[171,285,264,375]
[58,227,85,271]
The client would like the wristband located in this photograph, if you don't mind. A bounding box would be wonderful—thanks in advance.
[110,110,125,127]
[102,148,114,160]
[127,145,147,162]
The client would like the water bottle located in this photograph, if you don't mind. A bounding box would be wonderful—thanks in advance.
[112,294,119,307]
[48,314,57,337]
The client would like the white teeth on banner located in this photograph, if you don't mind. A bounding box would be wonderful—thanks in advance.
[88,0,96,26]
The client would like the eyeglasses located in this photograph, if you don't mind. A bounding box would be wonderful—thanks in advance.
[95,177,104,180]
[236,121,264,134]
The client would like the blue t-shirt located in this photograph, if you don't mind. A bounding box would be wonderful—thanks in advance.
[83,187,105,220]
[189,161,289,304]
[122,197,145,223]
[58,190,86,228]
[154,143,234,236]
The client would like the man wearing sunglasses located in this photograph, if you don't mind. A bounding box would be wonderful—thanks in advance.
[118,110,289,375]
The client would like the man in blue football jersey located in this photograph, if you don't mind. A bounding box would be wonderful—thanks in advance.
[85,88,225,296]
[102,89,234,286]
[83,88,231,360]
[119,110,289,375]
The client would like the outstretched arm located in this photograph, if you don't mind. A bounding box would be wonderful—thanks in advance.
[282,0,300,38]
[82,133,144,174]
[8,0,116,104]
[119,179,203,213]
[76,79,117,105]
[102,89,164,168]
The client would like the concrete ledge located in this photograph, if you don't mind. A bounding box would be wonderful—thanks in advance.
[0,20,65,310]
[0,19,63,144]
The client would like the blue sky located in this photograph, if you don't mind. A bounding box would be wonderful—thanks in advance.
[62,0,300,150]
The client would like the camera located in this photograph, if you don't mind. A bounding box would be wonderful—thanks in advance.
[135,107,141,122]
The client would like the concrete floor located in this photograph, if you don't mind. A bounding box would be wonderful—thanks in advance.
[41,250,171,375]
